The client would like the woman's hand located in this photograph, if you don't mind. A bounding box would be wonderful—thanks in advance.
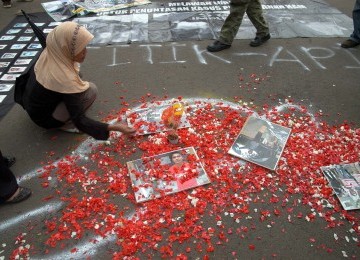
[108,122,136,135]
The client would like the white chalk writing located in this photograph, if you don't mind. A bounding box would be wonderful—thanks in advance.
[106,43,359,71]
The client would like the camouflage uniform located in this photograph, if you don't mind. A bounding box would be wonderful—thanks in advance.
[219,0,269,45]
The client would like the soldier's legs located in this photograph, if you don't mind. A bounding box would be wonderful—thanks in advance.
[246,0,269,37]
[219,0,250,45]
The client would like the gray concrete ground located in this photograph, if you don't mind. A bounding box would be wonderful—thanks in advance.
[0,0,359,259]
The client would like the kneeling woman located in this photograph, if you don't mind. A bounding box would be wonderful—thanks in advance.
[22,22,135,140]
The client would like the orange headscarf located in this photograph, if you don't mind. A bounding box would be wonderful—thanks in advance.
[34,21,94,94]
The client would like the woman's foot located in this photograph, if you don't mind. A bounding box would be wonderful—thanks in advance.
[5,187,32,204]
[60,127,82,133]
[59,122,82,134]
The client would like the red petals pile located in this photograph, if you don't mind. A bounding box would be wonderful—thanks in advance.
[14,97,360,259]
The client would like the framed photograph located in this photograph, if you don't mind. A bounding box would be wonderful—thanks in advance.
[27,43,42,49]
[49,22,62,26]
[228,115,291,171]
[14,59,32,65]
[126,103,191,135]
[0,95,6,103]
[14,23,27,27]
[321,162,360,210]
[6,29,21,34]
[1,53,17,59]
[0,36,15,40]
[8,66,26,73]
[0,62,10,68]
[0,84,13,92]
[43,28,54,34]
[17,36,33,42]
[10,44,26,50]
[20,51,38,57]
[24,28,34,34]
[127,147,210,203]
[0,74,20,81]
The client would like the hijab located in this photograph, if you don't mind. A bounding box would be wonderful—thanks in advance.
[34,22,94,94]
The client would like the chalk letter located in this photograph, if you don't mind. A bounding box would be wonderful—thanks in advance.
[193,44,231,64]
[269,46,310,71]
[107,46,131,67]
[139,44,162,64]
[159,43,187,64]
[300,46,335,69]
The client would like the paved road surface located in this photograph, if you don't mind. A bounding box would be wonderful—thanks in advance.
[0,0,359,259]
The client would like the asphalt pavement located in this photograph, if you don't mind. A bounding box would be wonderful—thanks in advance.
[0,0,359,259]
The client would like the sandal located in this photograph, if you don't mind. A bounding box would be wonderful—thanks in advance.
[59,126,83,134]
[5,187,32,204]
[59,121,83,134]
[3,156,16,168]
